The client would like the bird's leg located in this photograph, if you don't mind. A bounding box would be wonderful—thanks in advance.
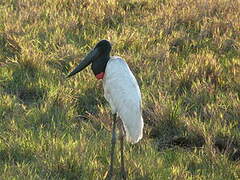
[105,113,117,180]
[120,123,127,180]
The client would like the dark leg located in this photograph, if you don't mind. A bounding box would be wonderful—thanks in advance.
[120,123,127,180]
[105,114,117,180]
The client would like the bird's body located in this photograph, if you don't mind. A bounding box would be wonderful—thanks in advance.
[103,56,143,143]
[67,40,143,180]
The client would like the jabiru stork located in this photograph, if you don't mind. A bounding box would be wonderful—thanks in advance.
[67,40,144,180]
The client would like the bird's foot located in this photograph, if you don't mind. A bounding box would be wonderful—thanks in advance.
[104,169,113,180]
[120,168,127,180]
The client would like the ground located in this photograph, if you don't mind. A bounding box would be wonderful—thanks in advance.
[0,0,240,179]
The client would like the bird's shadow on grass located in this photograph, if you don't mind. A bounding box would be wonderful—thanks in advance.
[0,34,42,106]
[2,63,46,105]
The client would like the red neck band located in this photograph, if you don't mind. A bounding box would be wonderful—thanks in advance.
[96,72,105,79]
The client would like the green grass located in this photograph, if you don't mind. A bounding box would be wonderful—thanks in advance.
[0,0,240,179]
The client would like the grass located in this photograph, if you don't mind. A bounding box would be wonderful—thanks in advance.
[0,0,240,179]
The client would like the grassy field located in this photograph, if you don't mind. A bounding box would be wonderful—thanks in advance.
[0,0,240,179]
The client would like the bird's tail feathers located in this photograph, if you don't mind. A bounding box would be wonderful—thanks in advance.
[122,115,144,144]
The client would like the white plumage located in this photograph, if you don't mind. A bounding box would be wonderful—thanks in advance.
[103,56,144,144]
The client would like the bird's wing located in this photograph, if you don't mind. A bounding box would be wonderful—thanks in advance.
[103,56,144,144]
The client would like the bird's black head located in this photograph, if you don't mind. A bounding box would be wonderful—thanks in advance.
[94,40,112,54]
[91,40,111,78]
[67,40,112,79]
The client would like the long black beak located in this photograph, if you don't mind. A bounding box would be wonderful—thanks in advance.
[67,48,99,78]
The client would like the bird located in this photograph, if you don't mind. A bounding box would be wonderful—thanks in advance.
[67,40,144,180]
